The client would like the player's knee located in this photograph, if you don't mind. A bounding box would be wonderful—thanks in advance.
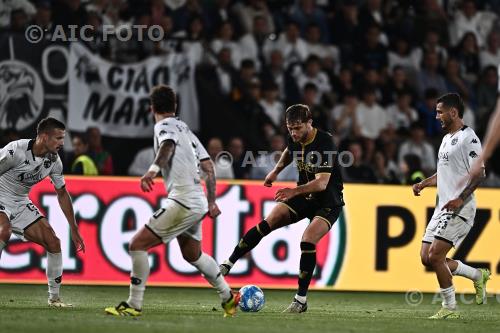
[420,255,431,267]
[182,250,200,263]
[428,251,444,267]
[0,225,11,241]
[45,235,61,252]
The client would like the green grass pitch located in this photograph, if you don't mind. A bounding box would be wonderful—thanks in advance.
[0,284,498,333]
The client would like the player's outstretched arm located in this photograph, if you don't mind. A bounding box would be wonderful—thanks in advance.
[412,173,436,196]
[200,159,221,218]
[55,186,85,253]
[141,140,175,192]
[264,148,292,187]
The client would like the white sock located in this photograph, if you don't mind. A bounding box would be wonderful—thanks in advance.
[452,260,481,281]
[295,294,307,304]
[190,253,231,303]
[440,285,456,310]
[127,251,149,310]
[46,252,63,300]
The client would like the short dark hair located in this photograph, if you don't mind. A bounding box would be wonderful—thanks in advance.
[150,85,176,114]
[437,92,465,118]
[37,117,65,135]
[285,104,312,123]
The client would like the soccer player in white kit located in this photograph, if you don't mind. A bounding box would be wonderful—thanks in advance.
[0,118,85,307]
[412,93,490,319]
[105,85,239,317]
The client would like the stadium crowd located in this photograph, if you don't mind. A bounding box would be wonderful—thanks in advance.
[0,0,499,185]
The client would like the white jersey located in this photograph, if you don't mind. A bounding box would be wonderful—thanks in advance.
[153,117,209,208]
[0,139,65,202]
[434,126,482,221]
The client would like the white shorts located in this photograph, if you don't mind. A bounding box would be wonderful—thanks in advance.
[146,198,207,243]
[0,199,44,240]
[422,212,472,247]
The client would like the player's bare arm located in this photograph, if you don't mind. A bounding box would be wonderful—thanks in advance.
[442,168,486,212]
[413,173,437,196]
[141,140,175,192]
[275,173,330,202]
[264,148,292,187]
[55,185,85,253]
[200,159,221,218]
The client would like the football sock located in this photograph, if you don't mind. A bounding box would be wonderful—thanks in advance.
[451,260,481,281]
[127,251,149,310]
[228,220,271,264]
[46,252,63,300]
[294,294,307,304]
[0,240,6,258]
[297,242,316,297]
[440,285,456,310]
[190,253,231,302]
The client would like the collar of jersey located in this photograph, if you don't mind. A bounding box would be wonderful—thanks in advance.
[301,128,317,147]
[27,139,36,161]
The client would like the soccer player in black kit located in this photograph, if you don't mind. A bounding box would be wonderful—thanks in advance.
[220,104,344,313]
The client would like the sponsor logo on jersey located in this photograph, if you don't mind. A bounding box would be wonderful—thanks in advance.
[44,159,52,169]
[17,172,43,183]
[24,160,30,165]
[8,150,13,157]
[451,138,458,145]
[469,151,478,158]
[471,138,478,144]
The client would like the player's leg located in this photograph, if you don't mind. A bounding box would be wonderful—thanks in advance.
[0,213,11,259]
[219,202,293,276]
[23,217,68,306]
[177,234,238,317]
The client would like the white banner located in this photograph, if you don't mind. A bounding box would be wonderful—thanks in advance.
[68,43,199,138]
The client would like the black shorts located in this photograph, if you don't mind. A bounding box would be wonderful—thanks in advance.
[279,195,342,229]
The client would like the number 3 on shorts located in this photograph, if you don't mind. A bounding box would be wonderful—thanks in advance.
[153,208,166,219]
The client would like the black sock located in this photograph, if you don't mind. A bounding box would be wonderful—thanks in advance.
[297,242,316,297]
[228,220,271,264]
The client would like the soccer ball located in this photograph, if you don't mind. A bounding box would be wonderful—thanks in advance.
[238,285,265,312]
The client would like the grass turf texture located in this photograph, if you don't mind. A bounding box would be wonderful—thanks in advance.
[0,285,498,333]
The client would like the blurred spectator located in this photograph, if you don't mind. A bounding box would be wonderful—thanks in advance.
[202,0,236,38]
[249,134,297,181]
[331,0,362,65]
[290,0,330,43]
[70,135,99,176]
[295,55,332,104]
[52,0,89,28]
[32,0,53,32]
[1,0,35,28]
[381,66,415,105]
[331,91,359,140]
[234,0,275,35]
[239,15,273,69]
[272,20,309,68]
[10,9,30,31]
[261,49,286,100]
[414,0,448,45]
[211,21,241,69]
[372,150,400,184]
[259,81,284,128]
[477,65,499,127]
[305,23,340,74]
[480,30,500,69]
[444,57,472,102]
[388,37,416,73]
[416,51,447,99]
[332,68,355,102]
[449,0,497,47]
[353,24,388,73]
[411,29,448,70]
[359,0,388,44]
[86,127,114,175]
[0,129,20,147]
[342,141,377,183]
[398,124,436,174]
[386,90,418,132]
[454,32,480,84]
[227,137,251,179]
[128,146,154,176]
[207,137,234,179]
[400,153,425,185]
[417,88,442,137]
[356,87,388,140]
[302,83,329,132]
[232,59,257,100]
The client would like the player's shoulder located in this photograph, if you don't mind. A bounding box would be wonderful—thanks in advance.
[460,126,480,142]
[4,139,30,158]
[314,129,334,146]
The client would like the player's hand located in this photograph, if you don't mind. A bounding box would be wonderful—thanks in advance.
[140,171,157,192]
[264,170,278,187]
[441,198,464,212]
[70,227,85,253]
[412,182,424,196]
[208,202,221,218]
[275,188,296,202]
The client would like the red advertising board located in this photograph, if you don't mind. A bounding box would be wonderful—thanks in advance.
[0,177,345,289]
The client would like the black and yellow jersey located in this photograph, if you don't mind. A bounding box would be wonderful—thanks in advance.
[286,128,344,208]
